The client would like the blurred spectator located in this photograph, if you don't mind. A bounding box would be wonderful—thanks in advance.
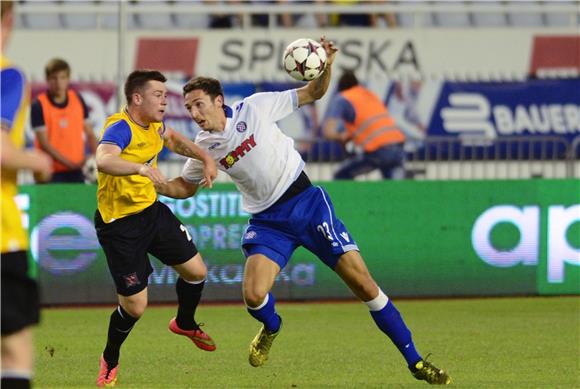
[278,0,326,28]
[30,58,97,183]
[208,0,240,28]
[321,70,406,180]
[327,0,372,27]
[369,0,397,27]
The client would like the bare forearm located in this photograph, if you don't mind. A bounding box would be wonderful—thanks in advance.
[156,177,198,199]
[2,148,45,172]
[307,64,332,101]
[96,153,142,176]
[166,132,211,163]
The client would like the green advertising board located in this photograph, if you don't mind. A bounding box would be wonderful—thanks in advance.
[18,179,579,305]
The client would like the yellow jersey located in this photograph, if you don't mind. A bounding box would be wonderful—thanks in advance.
[96,109,165,223]
[1,56,30,253]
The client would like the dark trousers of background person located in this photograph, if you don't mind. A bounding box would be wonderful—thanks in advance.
[334,143,405,180]
[50,170,85,183]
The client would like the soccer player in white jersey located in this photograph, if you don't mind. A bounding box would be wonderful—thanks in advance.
[155,37,451,385]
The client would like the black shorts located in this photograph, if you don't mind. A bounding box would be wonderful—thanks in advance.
[1,251,40,336]
[95,201,198,296]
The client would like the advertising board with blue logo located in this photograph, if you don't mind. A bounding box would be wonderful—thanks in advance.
[383,78,580,160]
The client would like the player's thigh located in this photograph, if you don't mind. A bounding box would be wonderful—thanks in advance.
[148,202,198,267]
[172,252,207,282]
[1,251,40,337]
[301,187,359,269]
[95,210,154,297]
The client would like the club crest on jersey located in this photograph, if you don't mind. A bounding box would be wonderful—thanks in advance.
[219,134,256,169]
[235,121,247,133]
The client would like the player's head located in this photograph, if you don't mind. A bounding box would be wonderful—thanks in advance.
[1,1,15,53]
[182,77,226,132]
[45,58,71,97]
[124,70,168,123]
[337,70,359,92]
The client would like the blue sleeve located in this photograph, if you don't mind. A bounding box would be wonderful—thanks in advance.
[324,94,356,124]
[76,91,90,119]
[0,68,25,130]
[100,120,132,150]
[30,99,45,129]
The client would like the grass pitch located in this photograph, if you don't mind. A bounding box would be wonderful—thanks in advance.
[34,297,579,388]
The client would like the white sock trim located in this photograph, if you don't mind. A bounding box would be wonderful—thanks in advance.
[1,369,33,379]
[182,277,206,285]
[247,294,269,311]
[365,289,389,311]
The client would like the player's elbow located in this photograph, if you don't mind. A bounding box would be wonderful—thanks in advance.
[169,178,199,199]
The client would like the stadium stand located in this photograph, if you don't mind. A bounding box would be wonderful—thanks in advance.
[11,0,580,183]
[12,0,580,30]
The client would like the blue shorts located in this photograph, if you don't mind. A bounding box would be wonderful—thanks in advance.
[241,186,359,269]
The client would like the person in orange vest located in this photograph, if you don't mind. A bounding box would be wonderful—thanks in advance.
[30,58,97,183]
[322,70,406,179]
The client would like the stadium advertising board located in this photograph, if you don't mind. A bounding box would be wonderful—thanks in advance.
[18,180,578,305]
[427,79,580,144]
[9,29,576,82]
[381,78,580,158]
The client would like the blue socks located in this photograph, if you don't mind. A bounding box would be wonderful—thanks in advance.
[367,290,422,368]
[246,293,281,333]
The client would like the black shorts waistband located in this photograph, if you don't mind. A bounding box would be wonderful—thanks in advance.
[271,171,312,208]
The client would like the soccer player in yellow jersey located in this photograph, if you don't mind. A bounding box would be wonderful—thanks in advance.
[94,70,217,387]
[1,2,53,388]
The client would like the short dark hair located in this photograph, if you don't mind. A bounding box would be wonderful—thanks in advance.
[182,77,224,101]
[124,70,167,105]
[337,70,359,92]
[45,58,71,78]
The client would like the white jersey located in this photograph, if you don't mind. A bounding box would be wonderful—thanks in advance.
[182,90,305,214]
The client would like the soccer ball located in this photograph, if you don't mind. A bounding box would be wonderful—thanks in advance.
[283,38,327,82]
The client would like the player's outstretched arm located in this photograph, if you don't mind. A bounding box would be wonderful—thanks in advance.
[155,176,199,199]
[0,130,53,181]
[163,127,217,188]
[96,143,167,185]
[297,36,338,107]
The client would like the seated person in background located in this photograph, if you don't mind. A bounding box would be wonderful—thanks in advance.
[322,70,406,180]
[30,58,97,183]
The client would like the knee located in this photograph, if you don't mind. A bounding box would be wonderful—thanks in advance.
[243,286,268,308]
[122,299,147,319]
[177,257,207,283]
[182,266,207,283]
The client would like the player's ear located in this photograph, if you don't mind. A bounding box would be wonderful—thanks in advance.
[215,94,224,107]
[133,93,142,106]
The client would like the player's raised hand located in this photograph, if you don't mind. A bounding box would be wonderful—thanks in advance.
[320,36,338,66]
[138,164,167,185]
[201,158,217,189]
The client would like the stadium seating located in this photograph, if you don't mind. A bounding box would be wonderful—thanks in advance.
[13,0,580,30]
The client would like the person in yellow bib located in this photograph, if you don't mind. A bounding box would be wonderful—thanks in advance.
[94,69,217,387]
[1,2,53,389]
